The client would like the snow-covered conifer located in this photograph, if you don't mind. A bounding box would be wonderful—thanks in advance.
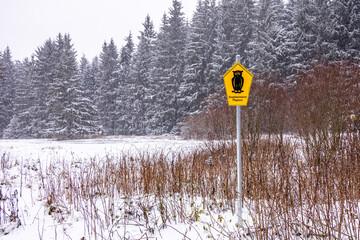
[4,57,35,138]
[46,34,98,138]
[149,0,188,134]
[333,0,360,60]
[247,0,287,77]
[284,0,337,79]
[117,33,135,134]
[97,39,120,135]
[0,48,16,136]
[180,0,217,117]
[131,15,157,135]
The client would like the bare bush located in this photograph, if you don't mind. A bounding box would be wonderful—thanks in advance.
[181,92,236,140]
[291,61,360,153]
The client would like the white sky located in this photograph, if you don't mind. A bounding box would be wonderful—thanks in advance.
[0,0,198,61]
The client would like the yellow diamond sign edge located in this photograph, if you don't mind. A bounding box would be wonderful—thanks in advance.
[223,62,253,106]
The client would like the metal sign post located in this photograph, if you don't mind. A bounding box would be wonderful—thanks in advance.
[223,55,253,227]
[237,104,242,226]
[236,55,242,227]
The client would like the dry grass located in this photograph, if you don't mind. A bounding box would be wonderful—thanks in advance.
[11,129,353,239]
[1,133,359,238]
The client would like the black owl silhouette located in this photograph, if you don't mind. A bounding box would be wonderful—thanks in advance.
[232,70,244,93]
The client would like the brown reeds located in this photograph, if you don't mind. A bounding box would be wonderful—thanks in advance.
[27,128,358,239]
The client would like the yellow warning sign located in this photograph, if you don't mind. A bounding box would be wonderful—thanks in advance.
[223,62,253,106]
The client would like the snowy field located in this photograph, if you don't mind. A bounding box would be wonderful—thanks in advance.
[2,135,358,239]
[0,136,244,240]
[0,135,204,162]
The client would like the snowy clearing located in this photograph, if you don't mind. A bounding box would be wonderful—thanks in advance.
[1,135,359,240]
[0,135,204,162]
[0,136,244,240]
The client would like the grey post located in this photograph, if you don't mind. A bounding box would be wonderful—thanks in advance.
[235,55,242,227]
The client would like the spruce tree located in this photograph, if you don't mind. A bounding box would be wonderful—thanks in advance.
[117,32,135,134]
[180,0,217,117]
[149,0,188,134]
[45,34,73,136]
[284,0,337,79]
[0,48,16,136]
[131,15,157,135]
[281,0,298,80]
[97,39,120,135]
[240,0,257,67]
[30,38,57,137]
[348,0,360,60]
[0,51,6,136]
[247,0,287,77]
[311,0,338,62]
[80,55,93,99]
[4,57,35,138]
[147,13,171,134]
[46,34,98,138]
[333,0,352,59]
[333,0,360,60]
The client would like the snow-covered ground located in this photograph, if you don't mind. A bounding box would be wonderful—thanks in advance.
[0,136,245,240]
[0,135,204,162]
[2,135,358,239]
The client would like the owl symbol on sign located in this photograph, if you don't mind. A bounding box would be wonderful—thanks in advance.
[232,70,244,93]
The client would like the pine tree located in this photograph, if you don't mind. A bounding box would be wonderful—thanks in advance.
[147,13,171,134]
[180,0,218,117]
[4,57,36,138]
[29,38,57,137]
[348,0,360,60]
[131,15,157,135]
[284,0,337,79]
[281,0,298,80]
[333,0,360,60]
[117,32,135,134]
[149,0,188,134]
[0,51,6,136]
[247,0,287,77]
[0,48,16,136]
[46,34,98,138]
[97,39,120,135]
[80,55,100,103]
[167,0,188,134]
[240,0,257,67]
[80,56,93,99]
[45,34,73,136]
[311,0,338,61]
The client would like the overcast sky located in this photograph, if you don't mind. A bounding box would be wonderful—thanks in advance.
[0,0,198,61]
